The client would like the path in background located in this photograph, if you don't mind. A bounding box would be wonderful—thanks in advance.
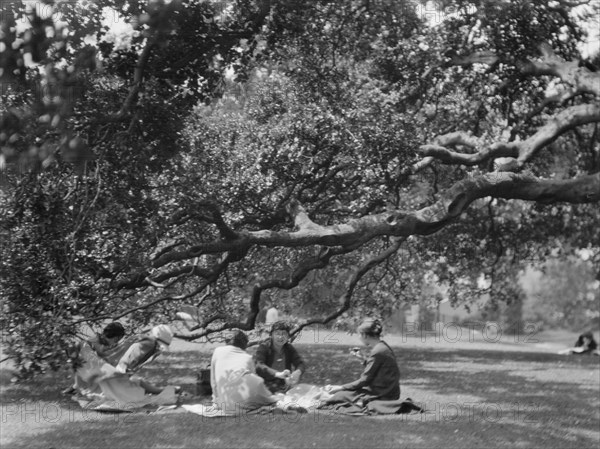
[2,327,596,367]
[291,326,598,354]
[166,326,598,355]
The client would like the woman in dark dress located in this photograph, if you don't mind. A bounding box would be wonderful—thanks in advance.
[323,318,400,406]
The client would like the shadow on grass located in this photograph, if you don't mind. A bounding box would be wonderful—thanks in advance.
[2,345,599,449]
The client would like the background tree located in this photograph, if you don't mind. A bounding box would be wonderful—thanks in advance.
[1,0,598,376]
[522,255,600,330]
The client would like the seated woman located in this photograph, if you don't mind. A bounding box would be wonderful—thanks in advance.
[114,324,171,368]
[559,331,599,355]
[74,343,178,410]
[71,324,178,408]
[64,321,126,395]
[211,330,280,411]
[322,318,400,406]
[254,321,306,393]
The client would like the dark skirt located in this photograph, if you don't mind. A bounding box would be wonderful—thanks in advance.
[325,389,422,415]
[326,388,379,407]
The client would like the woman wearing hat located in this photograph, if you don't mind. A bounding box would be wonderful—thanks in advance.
[323,318,400,405]
[254,321,306,393]
[114,324,173,374]
[106,324,175,395]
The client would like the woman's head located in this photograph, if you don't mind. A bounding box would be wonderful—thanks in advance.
[226,330,249,350]
[270,321,291,347]
[357,318,383,339]
[582,331,595,342]
[102,321,125,345]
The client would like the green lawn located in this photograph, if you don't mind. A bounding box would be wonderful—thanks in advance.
[1,336,599,449]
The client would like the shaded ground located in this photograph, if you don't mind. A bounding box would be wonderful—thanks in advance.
[1,330,599,449]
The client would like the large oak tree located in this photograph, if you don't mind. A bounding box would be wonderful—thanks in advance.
[1,0,598,375]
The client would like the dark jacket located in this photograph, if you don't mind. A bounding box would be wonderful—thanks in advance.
[342,341,400,401]
[254,341,306,381]
[575,334,598,352]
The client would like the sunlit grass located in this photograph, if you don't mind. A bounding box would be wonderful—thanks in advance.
[1,342,599,449]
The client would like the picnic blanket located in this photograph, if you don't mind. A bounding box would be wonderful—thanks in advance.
[282,384,423,416]
[181,399,310,417]
[181,384,423,417]
[326,397,425,416]
[182,383,322,417]
[73,385,179,412]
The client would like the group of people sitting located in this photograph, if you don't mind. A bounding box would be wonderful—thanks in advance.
[208,318,407,412]
[68,317,413,414]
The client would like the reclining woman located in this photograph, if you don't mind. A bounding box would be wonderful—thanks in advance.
[558,331,599,355]
[322,318,400,407]
[211,330,281,411]
[72,324,179,409]
[64,321,126,395]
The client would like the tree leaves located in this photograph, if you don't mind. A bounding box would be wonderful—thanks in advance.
[1,0,598,376]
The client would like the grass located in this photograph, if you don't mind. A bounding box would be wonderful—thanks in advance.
[1,330,599,449]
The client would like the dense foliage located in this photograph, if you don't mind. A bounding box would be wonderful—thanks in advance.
[1,0,598,376]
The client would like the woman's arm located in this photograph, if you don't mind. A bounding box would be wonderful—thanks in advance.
[254,344,279,380]
[340,353,382,391]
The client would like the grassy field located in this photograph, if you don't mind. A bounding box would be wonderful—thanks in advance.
[1,328,599,449]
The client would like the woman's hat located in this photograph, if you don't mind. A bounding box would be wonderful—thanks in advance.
[357,318,383,336]
[151,324,174,349]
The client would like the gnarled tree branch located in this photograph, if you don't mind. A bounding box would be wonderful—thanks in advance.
[519,44,600,96]
[417,103,600,171]
[118,171,599,293]
[297,237,406,333]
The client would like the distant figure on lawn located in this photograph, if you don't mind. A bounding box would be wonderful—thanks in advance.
[265,300,279,327]
[256,299,269,325]
[558,331,600,355]
[254,321,306,393]
[210,330,280,411]
[321,318,401,406]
